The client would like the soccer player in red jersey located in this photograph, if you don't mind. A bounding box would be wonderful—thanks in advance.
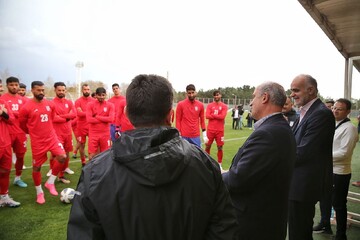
[50,82,76,183]
[74,84,94,166]
[115,98,134,134]
[205,90,228,168]
[17,83,27,97]
[108,83,125,141]
[0,77,28,188]
[0,98,21,207]
[86,87,115,160]
[19,81,66,204]
[175,84,206,148]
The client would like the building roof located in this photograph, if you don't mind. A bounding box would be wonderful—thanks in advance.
[298,0,360,72]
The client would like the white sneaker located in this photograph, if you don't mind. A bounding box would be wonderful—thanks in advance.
[0,195,20,208]
[46,169,52,177]
[64,168,74,175]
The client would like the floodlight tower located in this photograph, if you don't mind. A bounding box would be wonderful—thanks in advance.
[75,61,84,98]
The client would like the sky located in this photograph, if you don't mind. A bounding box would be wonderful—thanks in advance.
[0,0,359,99]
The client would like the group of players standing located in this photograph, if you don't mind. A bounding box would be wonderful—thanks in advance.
[0,77,227,207]
[0,77,134,206]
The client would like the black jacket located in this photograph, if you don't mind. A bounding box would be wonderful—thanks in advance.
[223,114,296,240]
[67,127,239,240]
[290,98,335,202]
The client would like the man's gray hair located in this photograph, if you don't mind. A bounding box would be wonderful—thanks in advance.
[257,81,287,107]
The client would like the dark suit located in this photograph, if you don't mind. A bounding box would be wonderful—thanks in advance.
[288,98,335,240]
[223,114,296,240]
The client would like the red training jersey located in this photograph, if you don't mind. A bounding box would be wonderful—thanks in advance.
[115,99,134,132]
[75,96,95,128]
[19,99,59,152]
[108,95,125,124]
[0,93,27,134]
[52,97,77,135]
[175,99,205,138]
[206,101,228,131]
[0,99,14,147]
[86,100,115,135]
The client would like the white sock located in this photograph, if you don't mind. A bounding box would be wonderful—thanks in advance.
[12,153,16,164]
[14,176,21,182]
[47,175,57,184]
[35,185,43,195]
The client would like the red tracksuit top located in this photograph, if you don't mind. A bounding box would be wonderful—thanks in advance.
[86,100,115,135]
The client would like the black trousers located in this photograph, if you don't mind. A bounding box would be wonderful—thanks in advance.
[333,174,351,237]
[319,188,333,226]
[288,200,316,240]
[318,173,351,237]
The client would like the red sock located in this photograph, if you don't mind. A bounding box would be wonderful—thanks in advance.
[81,157,86,164]
[217,149,223,164]
[51,160,64,176]
[15,153,25,176]
[32,171,42,186]
[0,171,10,195]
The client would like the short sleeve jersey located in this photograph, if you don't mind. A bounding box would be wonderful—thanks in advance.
[206,101,228,131]
[0,93,27,134]
[108,95,125,124]
[52,97,76,134]
[19,99,58,149]
[75,96,94,127]
[115,99,134,132]
[0,99,14,147]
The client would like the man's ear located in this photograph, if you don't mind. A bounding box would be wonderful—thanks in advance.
[165,109,174,126]
[262,92,270,103]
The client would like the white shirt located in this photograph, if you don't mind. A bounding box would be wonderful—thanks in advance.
[234,109,239,118]
[333,120,359,174]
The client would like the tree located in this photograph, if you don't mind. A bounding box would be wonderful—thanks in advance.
[82,80,107,93]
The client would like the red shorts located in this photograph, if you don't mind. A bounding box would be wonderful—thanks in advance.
[32,140,66,168]
[88,134,110,154]
[72,125,79,139]
[10,133,27,154]
[57,133,73,152]
[77,125,89,144]
[207,130,224,146]
[0,146,12,171]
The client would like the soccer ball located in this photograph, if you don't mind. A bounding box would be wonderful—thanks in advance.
[60,188,76,204]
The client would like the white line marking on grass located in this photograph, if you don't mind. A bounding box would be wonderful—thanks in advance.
[224,137,248,142]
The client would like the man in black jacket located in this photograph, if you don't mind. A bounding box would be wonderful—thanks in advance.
[288,74,335,240]
[67,74,239,240]
[222,82,296,240]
